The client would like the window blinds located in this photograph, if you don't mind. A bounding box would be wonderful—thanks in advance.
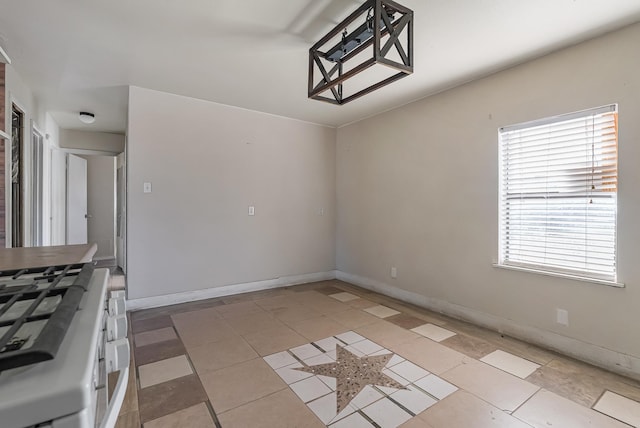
[498,105,618,281]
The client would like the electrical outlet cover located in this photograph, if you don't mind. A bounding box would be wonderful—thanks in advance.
[556,309,569,326]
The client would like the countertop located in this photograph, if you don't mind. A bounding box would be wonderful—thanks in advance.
[0,243,97,271]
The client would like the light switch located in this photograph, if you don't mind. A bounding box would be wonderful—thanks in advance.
[248,206,255,216]
[556,308,569,326]
[143,182,152,193]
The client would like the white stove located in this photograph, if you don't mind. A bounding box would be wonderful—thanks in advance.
[0,264,130,428]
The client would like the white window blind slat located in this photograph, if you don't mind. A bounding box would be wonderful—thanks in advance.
[503,123,616,146]
[498,105,618,281]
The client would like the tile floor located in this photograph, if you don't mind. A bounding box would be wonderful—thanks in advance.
[115,280,640,427]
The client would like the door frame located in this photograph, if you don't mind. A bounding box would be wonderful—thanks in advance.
[9,100,26,248]
[30,123,45,246]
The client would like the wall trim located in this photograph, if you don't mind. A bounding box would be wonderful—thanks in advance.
[336,270,640,380]
[60,147,122,156]
[126,270,337,311]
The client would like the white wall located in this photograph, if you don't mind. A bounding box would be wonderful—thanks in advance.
[44,113,64,245]
[337,23,640,366]
[127,87,336,299]
[50,149,66,245]
[3,65,62,247]
[59,129,125,153]
[82,155,116,259]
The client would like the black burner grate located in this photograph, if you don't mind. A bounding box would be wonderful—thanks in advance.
[0,263,95,371]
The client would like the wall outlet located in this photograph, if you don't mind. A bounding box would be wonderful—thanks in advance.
[143,182,152,193]
[248,206,255,216]
[390,267,397,279]
[556,308,569,326]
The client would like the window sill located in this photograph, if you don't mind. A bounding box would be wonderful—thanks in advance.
[492,263,625,288]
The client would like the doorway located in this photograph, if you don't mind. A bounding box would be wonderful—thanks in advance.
[11,105,24,247]
[66,153,88,245]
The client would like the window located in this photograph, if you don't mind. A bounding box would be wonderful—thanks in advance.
[498,105,618,282]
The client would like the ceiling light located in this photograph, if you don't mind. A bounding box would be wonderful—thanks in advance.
[308,0,414,105]
[79,112,96,124]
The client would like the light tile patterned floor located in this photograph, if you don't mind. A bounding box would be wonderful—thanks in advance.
[480,349,541,379]
[364,304,401,319]
[329,292,360,302]
[116,279,640,428]
[411,323,456,342]
[138,355,193,388]
[263,332,457,427]
[594,391,640,427]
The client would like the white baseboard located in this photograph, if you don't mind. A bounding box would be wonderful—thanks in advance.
[336,270,640,381]
[126,270,337,311]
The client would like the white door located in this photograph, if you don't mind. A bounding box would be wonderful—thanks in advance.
[66,154,88,244]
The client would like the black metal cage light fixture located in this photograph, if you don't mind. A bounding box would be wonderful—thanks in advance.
[308,0,414,105]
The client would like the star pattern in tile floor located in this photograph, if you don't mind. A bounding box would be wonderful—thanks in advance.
[264,332,459,427]
[297,345,406,412]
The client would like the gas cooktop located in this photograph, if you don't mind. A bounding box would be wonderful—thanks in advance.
[0,263,95,371]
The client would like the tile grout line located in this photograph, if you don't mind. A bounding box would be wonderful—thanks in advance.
[376,388,417,418]
[509,385,543,416]
[128,317,142,413]
[203,400,223,428]
[124,314,143,428]
[175,308,302,422]
[591,408,636,428]
[591,387,609,410]
[590,389,637,428]
[170,321,225,428]
[133,317,219,426]
[212,387,293,422]
[354,409,382,428]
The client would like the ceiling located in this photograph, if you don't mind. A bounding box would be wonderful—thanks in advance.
[1,0,639,133]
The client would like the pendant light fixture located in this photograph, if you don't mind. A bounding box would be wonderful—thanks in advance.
[308,0,414,105]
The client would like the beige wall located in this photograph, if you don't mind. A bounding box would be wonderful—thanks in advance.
[127,87,336,299]
[337,23,640,360]
[59,129,125,153]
